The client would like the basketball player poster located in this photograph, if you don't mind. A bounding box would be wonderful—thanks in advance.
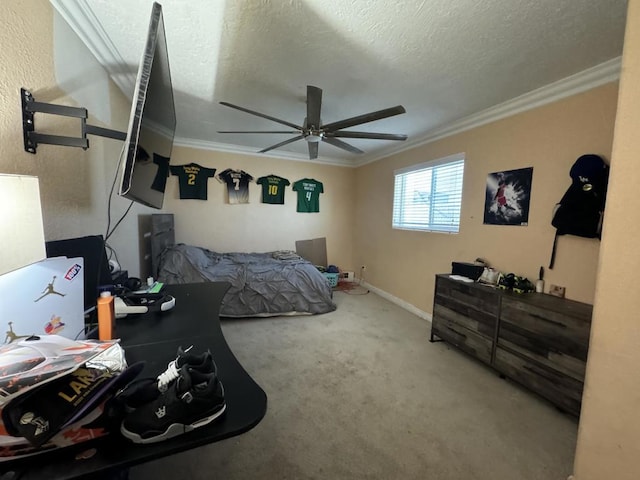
[483,167,533,226]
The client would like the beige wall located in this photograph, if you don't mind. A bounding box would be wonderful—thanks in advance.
[573,1,640,478]
[0,0,355,279]
[0,0,153,278]
[4,1,638,477]
[161,147,355,271]
[355,83,618,313]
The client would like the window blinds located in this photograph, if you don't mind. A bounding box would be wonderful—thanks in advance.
[392,157,464,233]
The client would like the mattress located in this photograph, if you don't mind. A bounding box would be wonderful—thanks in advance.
[156,244,336,317]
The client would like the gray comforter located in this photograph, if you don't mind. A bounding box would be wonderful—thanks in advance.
[157,244,336,317]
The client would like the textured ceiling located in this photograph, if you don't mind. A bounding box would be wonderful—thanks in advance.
[51,0,628,165]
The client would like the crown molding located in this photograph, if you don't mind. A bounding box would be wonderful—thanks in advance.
[173,136,356,168]
[51,2,620,169]
[50,0,135,96]
[171,52,621,169]
[50,0,358,168]
[357,57,622,167]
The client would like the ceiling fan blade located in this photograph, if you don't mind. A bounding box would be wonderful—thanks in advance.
[218,130,300,134]
[326,131,408,141]
[258,135,304,153]
[321,105,406,132]
[308,141,319,160]
[306,85,322,129]
[220,102,302,131]
[322,136,364,154]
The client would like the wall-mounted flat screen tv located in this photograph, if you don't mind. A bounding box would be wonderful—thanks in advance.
[118,2,176,209]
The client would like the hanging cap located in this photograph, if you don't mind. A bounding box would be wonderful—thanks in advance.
[570,154,607,184]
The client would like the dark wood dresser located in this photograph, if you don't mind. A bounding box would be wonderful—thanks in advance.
[431,274,592,416]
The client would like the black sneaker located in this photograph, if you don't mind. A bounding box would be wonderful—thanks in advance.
[156,346,216,393]
[120,365,226,444]
[116,346,217,411]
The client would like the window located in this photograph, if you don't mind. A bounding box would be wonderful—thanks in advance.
[392,153,465,233]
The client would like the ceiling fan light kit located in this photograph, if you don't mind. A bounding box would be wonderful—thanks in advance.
[304,134,322,143]
[219,85,408,159]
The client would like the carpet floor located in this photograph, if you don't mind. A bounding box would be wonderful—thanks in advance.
[130,288,578,479]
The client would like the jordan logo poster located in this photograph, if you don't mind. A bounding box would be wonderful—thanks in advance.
[483,167,533,226]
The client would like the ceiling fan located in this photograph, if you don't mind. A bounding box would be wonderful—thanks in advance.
[218,85,408,159]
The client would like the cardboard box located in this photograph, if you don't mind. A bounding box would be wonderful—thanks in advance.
[295,237,327,267]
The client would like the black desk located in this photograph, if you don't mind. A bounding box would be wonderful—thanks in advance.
[2,282,267,479]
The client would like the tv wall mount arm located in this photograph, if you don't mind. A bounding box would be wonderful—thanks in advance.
[21,88,126,154]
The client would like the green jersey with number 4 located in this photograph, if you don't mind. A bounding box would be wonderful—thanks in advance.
[292,178,324,213]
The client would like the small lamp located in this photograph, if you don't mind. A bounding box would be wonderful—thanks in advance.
[0,174,46,275]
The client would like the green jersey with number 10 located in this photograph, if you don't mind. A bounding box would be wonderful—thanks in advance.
[257,175,290,204]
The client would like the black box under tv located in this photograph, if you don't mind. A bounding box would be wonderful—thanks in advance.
[451,262,484,281]
[45,235,112,313]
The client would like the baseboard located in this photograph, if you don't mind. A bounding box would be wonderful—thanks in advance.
[361,281,432,323]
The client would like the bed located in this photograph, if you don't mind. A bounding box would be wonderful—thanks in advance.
[155,243,336,318]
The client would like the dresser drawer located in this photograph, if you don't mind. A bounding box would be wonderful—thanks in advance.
[430,274,592,417]
[494,346,583,416]
[496,336,586,381]
[500,295,591,355]
[434,276,499,339]
[431,318,493,365]
[498,295,591,381]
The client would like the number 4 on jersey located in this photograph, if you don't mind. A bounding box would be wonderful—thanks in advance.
[292,178,324,213]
